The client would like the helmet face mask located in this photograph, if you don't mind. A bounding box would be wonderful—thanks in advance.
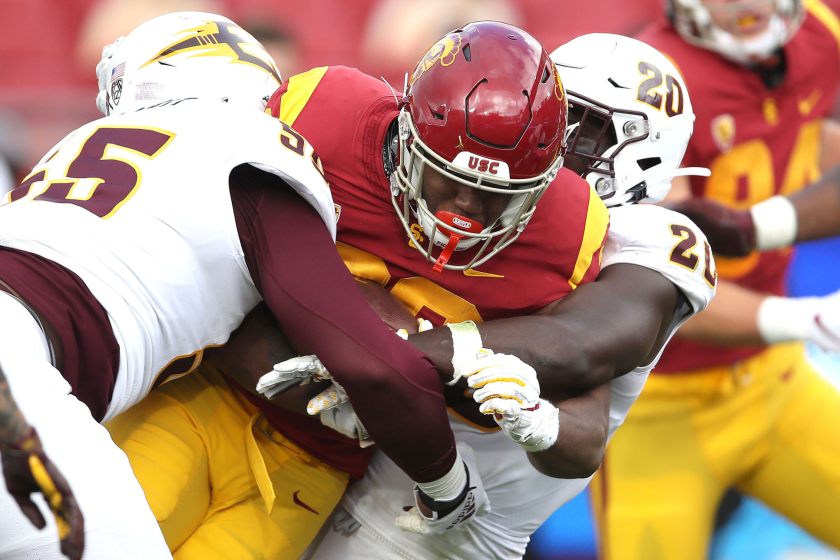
[96,12,282,116]
[390,21,566,273]
[552,33,709,207]
[667,0,805,63]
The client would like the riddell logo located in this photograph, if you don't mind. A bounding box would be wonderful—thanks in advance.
[468,157,500,174]
[451,216,473,229]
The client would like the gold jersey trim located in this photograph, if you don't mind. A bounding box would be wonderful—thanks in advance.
[278,67,329,127]
[805,0,840,60]
[568,187,610,289]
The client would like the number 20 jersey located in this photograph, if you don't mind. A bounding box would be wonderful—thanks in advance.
[0,100,336,422]
[637,1,840,371]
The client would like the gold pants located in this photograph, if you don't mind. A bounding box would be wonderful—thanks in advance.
[107,364,349,560]
[592,343,840,560]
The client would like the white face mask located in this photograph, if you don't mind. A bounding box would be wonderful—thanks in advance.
[708,12,789,63]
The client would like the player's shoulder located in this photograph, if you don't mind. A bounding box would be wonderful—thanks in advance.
[604,204,716,313]
[787,0,840,73]
[268,65,394,128]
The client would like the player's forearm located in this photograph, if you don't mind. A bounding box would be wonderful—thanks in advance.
[527,384,611,479]
[789,164,840,242]
[409,264,679,390]
[0,364,29,445]
[674,280,765,345]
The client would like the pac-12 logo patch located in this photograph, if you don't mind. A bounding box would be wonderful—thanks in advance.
[334,204,342,224]
[711,114,735,154]
[410,33,462,85]
[110,62,125,107]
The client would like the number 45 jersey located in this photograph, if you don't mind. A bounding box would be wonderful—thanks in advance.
[0,99,335,422]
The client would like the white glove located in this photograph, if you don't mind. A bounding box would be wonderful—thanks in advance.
[395,443,490,535]
[256,355,331,399]
[319,399,374,447]
[462,350,559,453]
[95,37,124,115]
[758,290,840,354]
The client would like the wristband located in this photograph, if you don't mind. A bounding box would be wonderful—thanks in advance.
[0,426,38,452]
[751,195,797,251]
[446,321,483,386]
[756,296,817,344]
[416,451,466,501]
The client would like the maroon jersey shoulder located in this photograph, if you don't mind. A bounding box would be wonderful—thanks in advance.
[267,66,398,200]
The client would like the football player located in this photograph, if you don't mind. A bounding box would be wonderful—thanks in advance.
[592,1,840,558]
[0,11,478,559]
[105,23,711,560]
[297,33,717,559]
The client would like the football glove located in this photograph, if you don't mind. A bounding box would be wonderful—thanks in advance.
[463,350,559,453]
[305,374,372,446]
[1,427,84,560]
[395,443,490,535]
[256,355,331,399]
[759,290,840,354]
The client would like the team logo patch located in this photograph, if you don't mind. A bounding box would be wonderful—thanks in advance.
[141,20,281,86]
[334,204,342,224]
[110,62,125,106]
[711,114,736,154]
[554,66,567,110]
[410,33,462,85]
[763,98,779,126]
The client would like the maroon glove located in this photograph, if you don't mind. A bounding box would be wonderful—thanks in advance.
[1,426,84,560]
[664,198,757,257]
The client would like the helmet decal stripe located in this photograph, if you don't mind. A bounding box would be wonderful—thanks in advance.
[141,20,281,85]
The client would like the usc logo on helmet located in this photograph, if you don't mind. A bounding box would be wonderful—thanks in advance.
[410,33,462,85]
[553,67,567,110]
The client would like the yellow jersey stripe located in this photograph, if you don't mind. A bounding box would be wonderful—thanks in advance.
[806,0,840,59]
[278,67,329,126]
[568,187,610,290]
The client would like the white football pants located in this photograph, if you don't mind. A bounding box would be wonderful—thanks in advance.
[0,291,171,559]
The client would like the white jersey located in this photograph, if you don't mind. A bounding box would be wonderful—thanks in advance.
[0,99,335,422]
[331,204,716,560]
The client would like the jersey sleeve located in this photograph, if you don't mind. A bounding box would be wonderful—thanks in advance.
[229,167,458,484]
[225,106,337,240]
[602,204,716,318]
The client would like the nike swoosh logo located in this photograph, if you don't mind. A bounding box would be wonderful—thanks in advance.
[814,314,840,346]
[463,269,504,278]
[293,491,319,514]
[798,89,822,116]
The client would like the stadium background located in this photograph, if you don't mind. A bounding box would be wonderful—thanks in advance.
[1,0,839,558]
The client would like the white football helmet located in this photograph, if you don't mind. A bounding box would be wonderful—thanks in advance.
[666,0,805,64]
[95,12,282,116]
[552,34,709,207]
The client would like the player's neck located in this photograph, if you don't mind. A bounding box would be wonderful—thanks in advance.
[747,50,787,89]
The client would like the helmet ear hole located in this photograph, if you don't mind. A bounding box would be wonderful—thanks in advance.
[637,157,661,171]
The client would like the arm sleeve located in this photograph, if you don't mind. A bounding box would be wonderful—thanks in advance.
[229,164,456,483]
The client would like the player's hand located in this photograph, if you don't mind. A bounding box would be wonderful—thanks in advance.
[664,198,756,257]
[256,355,331,399]
[807,290,840,354]
[759,290,840,354]
[1,427,84,560]
[463,350,559,452]
[395,443,490,535]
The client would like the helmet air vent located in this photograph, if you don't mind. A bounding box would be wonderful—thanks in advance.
[463,44,471,62]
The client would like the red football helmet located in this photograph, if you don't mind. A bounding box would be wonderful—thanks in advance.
[390,21,567,273]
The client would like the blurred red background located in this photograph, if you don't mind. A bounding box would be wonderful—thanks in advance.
[1,0,839,181]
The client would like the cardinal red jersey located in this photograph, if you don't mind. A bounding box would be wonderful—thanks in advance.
[249,65,609,477]
[637,2,840,372]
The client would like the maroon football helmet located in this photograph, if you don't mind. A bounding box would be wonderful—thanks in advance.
[390,21,567,273]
